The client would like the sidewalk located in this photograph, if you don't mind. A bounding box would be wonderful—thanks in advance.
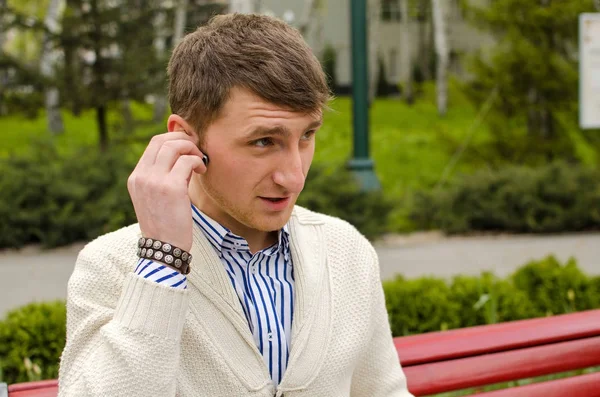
[1,232,599,317]
[375,231,600,280]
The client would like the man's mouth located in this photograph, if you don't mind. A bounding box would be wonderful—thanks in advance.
[261,197,287,202]
[259,196,291,211]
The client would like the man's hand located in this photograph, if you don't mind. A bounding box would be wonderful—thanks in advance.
[127,132,207,252]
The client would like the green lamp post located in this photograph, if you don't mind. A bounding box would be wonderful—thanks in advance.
[347,0,381,191]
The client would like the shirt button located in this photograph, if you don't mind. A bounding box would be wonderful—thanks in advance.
[251,266,257,274]
[268,332,274,341]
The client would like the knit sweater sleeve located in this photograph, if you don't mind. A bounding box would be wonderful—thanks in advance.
[350,243,415,397]
[58,234,189,397]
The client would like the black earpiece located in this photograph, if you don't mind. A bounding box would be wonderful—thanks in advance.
[202,154,209,166]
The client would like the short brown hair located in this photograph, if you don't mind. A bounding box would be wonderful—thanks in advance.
[167,13,331,138]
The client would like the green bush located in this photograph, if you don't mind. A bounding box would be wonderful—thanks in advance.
[512,256,600,316]
[296,163,394,240]
[1,143,391,249]
[383,255,599,336]
[0,256,597,384]
[385,277,461,336]
[410,162,600,234]
[0,141,137,249]
[0,301,66,384]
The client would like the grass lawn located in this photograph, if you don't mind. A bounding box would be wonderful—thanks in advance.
[0,81,491,231]
[316,81,491,230]
[1,101,161,157]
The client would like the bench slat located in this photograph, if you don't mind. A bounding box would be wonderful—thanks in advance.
[404,336,600,395]
[395,309,600,366]
[9,389,57,397]
[8,381,58,397]
[475,371,600,397]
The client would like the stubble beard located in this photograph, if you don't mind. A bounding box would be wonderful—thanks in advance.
[200,175,294,233]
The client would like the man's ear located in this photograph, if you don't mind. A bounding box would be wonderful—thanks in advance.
[167,114,200,145]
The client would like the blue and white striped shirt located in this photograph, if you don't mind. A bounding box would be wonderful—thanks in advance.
[134,205,295,385]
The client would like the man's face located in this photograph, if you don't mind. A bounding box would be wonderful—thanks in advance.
[195,87,322,234]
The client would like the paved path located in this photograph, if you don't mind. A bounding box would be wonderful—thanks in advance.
[375,232,599,280]
[1,233,598,317]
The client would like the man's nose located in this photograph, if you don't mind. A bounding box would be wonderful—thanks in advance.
[272,150,305,194]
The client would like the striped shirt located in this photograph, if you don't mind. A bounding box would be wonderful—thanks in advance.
[134,205,295,385]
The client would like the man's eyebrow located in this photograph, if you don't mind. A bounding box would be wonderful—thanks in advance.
[245,125,290,140]
[245,119,323,140]
[307,118,324,129]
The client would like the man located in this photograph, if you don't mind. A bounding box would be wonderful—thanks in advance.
[58,13,413,397]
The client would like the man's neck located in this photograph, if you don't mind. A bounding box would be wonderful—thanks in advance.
[206,209,278,253]
[190,197,278,254]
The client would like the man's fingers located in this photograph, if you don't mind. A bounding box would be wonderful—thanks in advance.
[137,131,194,168]
[170,155,206,185]
[154,140,204,172]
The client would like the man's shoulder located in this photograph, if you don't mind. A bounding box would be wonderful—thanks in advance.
[291,207,379,278]
[292,205,370,246]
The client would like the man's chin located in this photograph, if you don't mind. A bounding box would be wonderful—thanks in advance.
[251,208,294,232]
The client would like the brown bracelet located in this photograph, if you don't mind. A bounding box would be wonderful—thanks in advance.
[137,237,192,275]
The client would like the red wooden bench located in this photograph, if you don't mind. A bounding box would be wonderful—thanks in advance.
[2,309,599,396]
[396,309,600,396]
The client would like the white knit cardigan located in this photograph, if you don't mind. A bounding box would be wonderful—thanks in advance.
[58,206,414,397]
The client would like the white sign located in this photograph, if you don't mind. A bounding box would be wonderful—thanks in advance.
[580,13,600,129]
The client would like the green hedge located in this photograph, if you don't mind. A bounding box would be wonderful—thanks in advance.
[384,255,600,336]
[0,142,392,249]
[0,301,66,384]
[0,142,137,248]
[1,256,598,384]
[410,162,600,234]
[296,163,393,239]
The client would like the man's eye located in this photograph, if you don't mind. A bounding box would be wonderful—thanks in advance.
[253,138,273,147]
[302,130,316,140]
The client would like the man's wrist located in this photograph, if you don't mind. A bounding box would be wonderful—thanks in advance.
[137,237,192,274]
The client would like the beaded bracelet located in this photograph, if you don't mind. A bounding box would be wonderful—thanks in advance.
[137,237,192,275]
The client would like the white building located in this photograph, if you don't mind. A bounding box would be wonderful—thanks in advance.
[259,0,494,92]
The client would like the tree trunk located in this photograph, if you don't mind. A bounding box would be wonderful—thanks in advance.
[298,0,316,36]
[121,98,134,132]
[40,0,65,134]
[527,87,537,137]
[527,87,553,140]
[0,0,5,50]
[63,39,81,116]
[45,88,63,132]
[417,1,432,82]
[313,0,325,59]
[152,9,168,123]
[298,0,324,55]
[91,0,108,149]
[229,0,254,14]
[400,0,413,103]
[367,0,381,103]
[97,105,108,152]
[174,0,189,45]
[0,0,7,116]
[164,0,188,125]
[432,0,448,116]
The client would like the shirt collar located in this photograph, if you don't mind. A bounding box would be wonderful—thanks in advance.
[191,204,290,257]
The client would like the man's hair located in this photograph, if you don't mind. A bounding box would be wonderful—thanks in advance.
[167,13,331,138]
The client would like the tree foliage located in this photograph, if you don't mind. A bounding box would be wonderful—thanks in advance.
[462,0,599,164]
[58,0,166,149]
[1,0,169,148]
